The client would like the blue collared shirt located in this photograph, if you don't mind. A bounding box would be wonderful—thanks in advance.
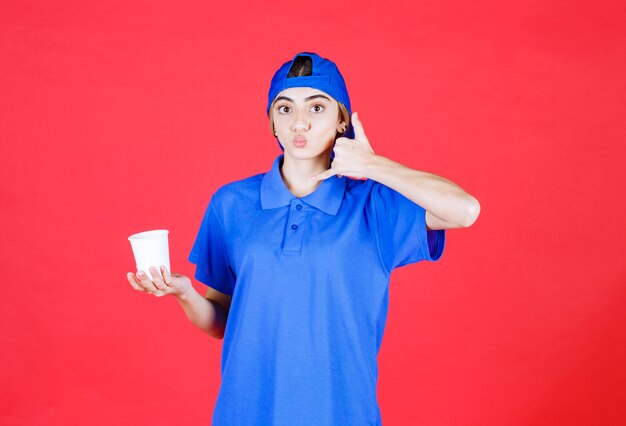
[189,154,445,426]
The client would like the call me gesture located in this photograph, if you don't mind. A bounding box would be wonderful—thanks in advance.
[312,112,480,230]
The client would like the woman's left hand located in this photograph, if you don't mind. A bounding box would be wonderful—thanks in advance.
[311,112,375,181]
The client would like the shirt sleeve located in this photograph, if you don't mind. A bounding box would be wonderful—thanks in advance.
[188,200,236,295]
[370,183,445,273]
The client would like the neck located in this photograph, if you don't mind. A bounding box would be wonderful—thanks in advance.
[280,151,332,197]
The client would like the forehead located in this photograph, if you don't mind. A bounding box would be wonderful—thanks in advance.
[275,87,336,103]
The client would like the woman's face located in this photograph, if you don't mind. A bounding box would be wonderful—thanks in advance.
[271,87,345,161]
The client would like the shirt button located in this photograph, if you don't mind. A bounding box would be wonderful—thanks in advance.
[296,204,303,210]
[291,224,298,230]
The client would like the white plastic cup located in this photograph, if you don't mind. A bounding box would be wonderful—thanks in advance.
[128,230,171,281]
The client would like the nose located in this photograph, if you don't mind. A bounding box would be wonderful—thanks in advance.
[290,109,310,133]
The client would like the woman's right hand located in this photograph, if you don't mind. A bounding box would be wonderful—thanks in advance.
[127,265,192,299]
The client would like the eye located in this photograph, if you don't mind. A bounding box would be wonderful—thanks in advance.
[277,105,291,114]
[311,104,326,113]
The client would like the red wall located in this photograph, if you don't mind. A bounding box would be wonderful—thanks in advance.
[1,1,625,425]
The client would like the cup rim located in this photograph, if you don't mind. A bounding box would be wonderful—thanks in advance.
[128,229,170,241]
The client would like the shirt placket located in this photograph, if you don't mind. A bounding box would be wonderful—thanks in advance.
[283,200,307,255]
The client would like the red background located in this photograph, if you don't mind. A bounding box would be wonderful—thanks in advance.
[1,1,625,425]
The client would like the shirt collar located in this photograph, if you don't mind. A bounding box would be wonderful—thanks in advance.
[260,154,346,215]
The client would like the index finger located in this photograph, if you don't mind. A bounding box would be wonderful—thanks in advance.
[127,272,144,291]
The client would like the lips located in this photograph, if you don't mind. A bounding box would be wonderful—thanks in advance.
[293,135,307,147]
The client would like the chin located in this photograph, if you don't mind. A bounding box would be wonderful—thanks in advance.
[285,146,332,161]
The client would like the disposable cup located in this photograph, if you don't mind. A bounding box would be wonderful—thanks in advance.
[128,230,170,281]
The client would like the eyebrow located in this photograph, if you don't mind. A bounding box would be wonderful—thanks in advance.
[274,94,332,103]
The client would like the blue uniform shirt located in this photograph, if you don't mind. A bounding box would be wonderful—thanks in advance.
[189,154,445,425]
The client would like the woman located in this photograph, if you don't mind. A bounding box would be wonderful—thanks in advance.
[127,52,480,425]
